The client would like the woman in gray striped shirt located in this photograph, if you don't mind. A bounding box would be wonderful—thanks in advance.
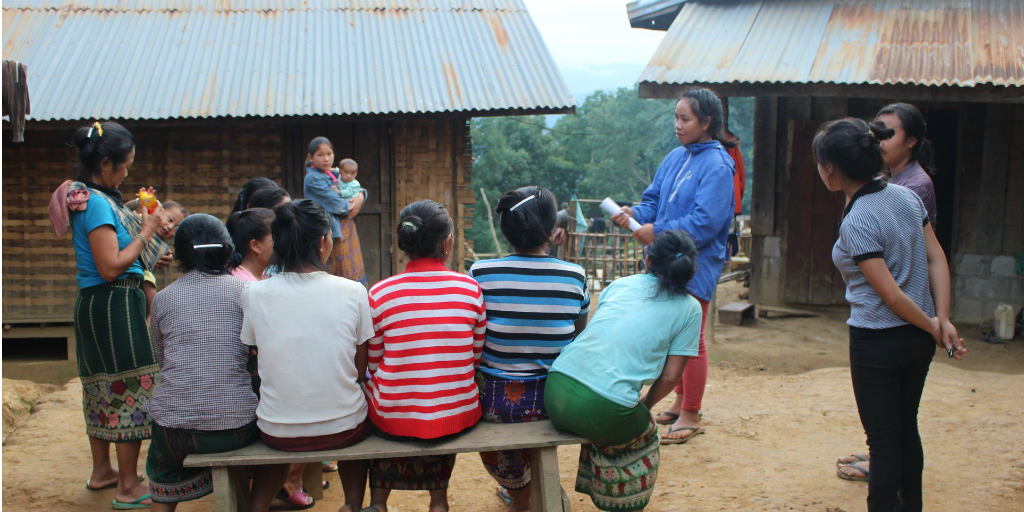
[813,118,966,512]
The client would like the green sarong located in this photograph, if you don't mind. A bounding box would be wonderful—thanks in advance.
[545,372,660,512]
[147,421,258,503]
[74,278,159,442]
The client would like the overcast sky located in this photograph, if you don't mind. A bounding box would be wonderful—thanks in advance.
[522,0,667,105]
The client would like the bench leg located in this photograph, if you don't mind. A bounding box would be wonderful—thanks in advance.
[212,466,250,512]
[303,462,324,501]
[530,446,564,512]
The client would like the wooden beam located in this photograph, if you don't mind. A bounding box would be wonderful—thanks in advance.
[1003,105,1024,254]
[975,104,1012,254]
[954,106,986,254]
[639,82,1024,104]
[751,97,777,236]
[782,120,818,304]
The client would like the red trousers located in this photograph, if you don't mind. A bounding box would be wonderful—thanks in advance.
[674,297,709,412]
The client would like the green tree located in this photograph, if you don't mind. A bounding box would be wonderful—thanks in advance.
[552,87,677,201]
[468,115,578,254]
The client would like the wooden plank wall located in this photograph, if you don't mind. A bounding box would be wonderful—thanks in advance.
[392,119,475,274]
[754,97,1023,307]
[955,104,1024,256]
[759,97,847,305]
[2,123,284,322]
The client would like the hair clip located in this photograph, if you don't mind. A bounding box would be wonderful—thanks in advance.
[87,122,103,138]
[401,221,418,231]
[509,195,536,212]
[193,243,224,249]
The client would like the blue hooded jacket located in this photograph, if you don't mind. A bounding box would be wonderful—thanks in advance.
[631,140,735,302]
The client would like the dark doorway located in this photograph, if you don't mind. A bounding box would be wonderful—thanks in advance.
[924,109,958,257]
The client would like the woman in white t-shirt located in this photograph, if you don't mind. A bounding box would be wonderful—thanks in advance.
[241,199,375,512]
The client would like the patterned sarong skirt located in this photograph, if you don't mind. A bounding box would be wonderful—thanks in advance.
[147,421,258,503]
[476,371,548,490]
[326,217,367,286]
[74,278,159,442]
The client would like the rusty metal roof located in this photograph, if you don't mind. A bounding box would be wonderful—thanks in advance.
[638,0,1024,88]
[2,0,574,121]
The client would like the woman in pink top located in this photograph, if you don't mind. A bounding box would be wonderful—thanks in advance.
[226,208,275,283]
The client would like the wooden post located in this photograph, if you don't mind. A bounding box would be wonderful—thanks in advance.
[212,466,249,512]
[303,463,323,500]
[529,446,563,511]
[480,188,503,257]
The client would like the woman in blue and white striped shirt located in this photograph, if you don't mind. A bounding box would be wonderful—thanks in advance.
[469,186,590,511]
[813,118,966,512]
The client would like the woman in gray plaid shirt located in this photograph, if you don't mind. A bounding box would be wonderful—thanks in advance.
[144,214,283,511]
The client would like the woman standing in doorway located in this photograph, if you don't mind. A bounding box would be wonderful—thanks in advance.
[611,88,736,444]
[49,121,165,509]
[302,137,369,286]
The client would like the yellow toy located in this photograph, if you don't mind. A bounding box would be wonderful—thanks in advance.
[138,188,159,214]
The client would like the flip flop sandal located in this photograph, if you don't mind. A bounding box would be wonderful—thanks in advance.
[86,474,146,491]
[836,454,868,466]
[275,489,315,510]
[836,462,869,482]
[660,426,704,445]
[655,411,679,425]
[655,411,703,425]
[322,461,338,472]
[496,485,513,505]
[112,494,151,510]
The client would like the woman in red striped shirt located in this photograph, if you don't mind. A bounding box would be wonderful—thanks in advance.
[363,200,487,512]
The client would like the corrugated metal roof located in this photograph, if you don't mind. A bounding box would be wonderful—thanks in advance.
[2,0,575,121]
[638,0,1024,88]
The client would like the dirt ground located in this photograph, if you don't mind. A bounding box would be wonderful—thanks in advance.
[3,282,1024,511]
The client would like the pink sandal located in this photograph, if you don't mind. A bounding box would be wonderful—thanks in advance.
[274,488,314,510]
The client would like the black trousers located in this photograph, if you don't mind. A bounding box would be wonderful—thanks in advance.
[849,324,936,512]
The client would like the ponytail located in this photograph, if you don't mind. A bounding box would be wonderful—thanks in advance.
[70,121,135,182]
[813,118,894,182]
[396,200,454,260]
[174,214,234,275]
[271,199,331,273]
[494,186,558,250]
[646,230,698,298]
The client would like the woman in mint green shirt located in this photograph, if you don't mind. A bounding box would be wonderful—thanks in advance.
[547,230,702,512]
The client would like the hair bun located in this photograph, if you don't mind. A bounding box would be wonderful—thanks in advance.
[859,132,874,149]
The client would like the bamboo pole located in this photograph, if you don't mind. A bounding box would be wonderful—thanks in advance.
[479,188,503,258]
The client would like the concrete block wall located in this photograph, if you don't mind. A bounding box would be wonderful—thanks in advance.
[750,235,782,305]
[953,253,1024,323]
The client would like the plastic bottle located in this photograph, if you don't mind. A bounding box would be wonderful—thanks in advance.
[994,303,1015,340]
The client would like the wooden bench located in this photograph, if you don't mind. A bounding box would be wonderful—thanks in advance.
[185,420,585,512]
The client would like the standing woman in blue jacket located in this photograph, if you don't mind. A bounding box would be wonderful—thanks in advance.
[303,137,369,286]
[612,88,735,444]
